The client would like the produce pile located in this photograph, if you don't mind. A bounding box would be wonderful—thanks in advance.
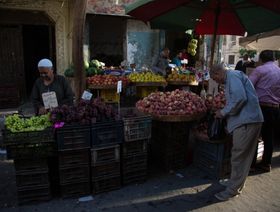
[64,59,104,77]
[167,72,196,83]
[187,39,198,56]
[50,98,116,125]
[129,72,166,83]
[87,75,129,87]
[5,114,51,133]
[206,90,226,111]
[136,89,207,116]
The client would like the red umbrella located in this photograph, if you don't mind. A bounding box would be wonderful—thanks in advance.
[126,0,280,65]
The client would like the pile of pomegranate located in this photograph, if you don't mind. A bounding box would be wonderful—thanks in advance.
[136,89,207,116]
[205,90,226,111]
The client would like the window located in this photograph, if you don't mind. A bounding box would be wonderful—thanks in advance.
[223,36,227,45]
[231,35,236,46]
[228,55,235,64]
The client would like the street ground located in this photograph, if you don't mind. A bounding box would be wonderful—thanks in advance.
[0,147,279,212]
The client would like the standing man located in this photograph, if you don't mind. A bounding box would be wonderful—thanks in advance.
[210,64,263,201]
[249,50,280,172]
[31,58,74,115]
[235,54,255,74]
[152,47,171,77]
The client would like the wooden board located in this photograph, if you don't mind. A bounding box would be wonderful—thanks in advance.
[132,82,167,87]
[137,111,206,122]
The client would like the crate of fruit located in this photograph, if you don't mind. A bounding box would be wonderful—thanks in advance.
[121,108,152,142]
[58,148,90,167]
[122,139,148,156]
[16,170,49,188]
[91,120,123,147]
[17,185,51,205]
[3,114,53,145]
[91,162,120,181]
[60,181,91,198]
[92,176,121,194]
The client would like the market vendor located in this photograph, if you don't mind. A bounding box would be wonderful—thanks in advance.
[172,51,183,67]
[31,59,74,115]
[152,47,171,77]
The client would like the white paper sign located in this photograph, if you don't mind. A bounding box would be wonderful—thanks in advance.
[42,92,58,109]
[81,90,93,100]
[117,81,122,93]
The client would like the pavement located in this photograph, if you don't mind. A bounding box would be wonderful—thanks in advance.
[0,147,279,212]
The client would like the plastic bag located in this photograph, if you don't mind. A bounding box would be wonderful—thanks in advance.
[207,115,226,140]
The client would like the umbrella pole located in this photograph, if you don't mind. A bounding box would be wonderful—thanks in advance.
[210,0,221,67]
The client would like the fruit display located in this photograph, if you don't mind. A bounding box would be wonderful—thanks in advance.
[207,90,226,111]
[50,98,116,125]
[136,89,207,116]
[167,72,197,84]
[64,59,104,78]
[5,114,51,133]
[128,72,166,83]
[87,75,129,87]
[187,39,198,56]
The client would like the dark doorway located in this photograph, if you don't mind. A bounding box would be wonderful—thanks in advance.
[87,14,126,66]
[22,25,55,98]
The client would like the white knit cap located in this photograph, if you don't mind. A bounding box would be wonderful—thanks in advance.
[38,59,53,68]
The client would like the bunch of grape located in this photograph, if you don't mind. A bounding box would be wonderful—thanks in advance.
[50,98,116,125]
[5,114,51,133]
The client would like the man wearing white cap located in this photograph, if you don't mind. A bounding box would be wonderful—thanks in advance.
[31,58,74,115]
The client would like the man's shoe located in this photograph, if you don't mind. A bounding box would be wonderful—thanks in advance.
[219,179,231,187]
[256,164,271,172]
[214,191,239,201]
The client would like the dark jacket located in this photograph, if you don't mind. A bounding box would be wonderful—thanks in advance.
[31,75,74,114]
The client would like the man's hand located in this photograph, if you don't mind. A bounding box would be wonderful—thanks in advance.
[38,107,47,115]
[215,110,224,119]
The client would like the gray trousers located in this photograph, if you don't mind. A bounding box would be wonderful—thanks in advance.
[225,123,262,195]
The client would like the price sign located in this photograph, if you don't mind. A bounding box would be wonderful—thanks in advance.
[42,92,58,109]
[117,81,122,93]
[82,90,93,100]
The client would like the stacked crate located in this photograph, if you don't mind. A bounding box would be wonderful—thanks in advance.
[56,125,91,198]
[4,129,54,205]
[194,137,232,179]
[151,121,191,171]
[91,120,123,194]
[121,108,151,185]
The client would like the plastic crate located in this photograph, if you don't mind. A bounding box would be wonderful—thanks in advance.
[14,158,48,172]
[6,143,55,159]
[100,89,120,103]
[91,121,123,147]
[58,148,90,167]
[16,170,49,188]
[194,138,232,162]
[121,108,152,142]
[92,162,120,181]
[56,125,91,150]
[136,87,158,98]
[59,165,90,184]
[17,185,51,205]
[92,176,121,194]
[60,181,91,198]
[194,152,231,179]
[3,128,54,145]
[122,154,147,171]
[91,145,120,166]
[122,140,148,157]
[122,169,147,185]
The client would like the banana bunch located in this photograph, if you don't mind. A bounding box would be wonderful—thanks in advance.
[187,39,198,56]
